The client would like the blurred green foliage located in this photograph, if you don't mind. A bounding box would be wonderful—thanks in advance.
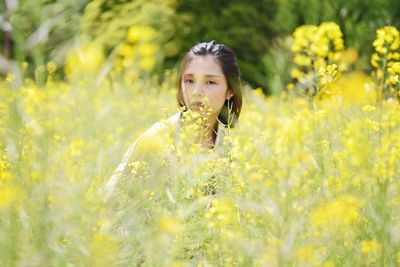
[1,0,400,93]
[1,0,87,67]
[79,0,176,52]
[169,0,279,89]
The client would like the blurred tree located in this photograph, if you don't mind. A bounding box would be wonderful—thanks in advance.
[0,0,14,74]
[2,0,400,94]
[79,0,176,78]
[80,0,176,48]
[0,0,88,75]
[169,0,279,90]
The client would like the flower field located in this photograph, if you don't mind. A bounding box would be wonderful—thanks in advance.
[1,23,400,266]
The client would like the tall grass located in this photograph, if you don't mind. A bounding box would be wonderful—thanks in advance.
[1,70,400,266]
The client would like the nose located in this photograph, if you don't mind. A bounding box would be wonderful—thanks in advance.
[192,81,204,97]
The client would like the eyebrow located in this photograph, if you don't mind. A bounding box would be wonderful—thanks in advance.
[184,73,222,78]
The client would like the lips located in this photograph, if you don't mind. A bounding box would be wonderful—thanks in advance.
[191,101,204,108]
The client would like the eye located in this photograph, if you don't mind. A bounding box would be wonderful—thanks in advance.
[184,79,194,83]
[206,80,217,85]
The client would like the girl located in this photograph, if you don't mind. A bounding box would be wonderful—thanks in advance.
[105,40,242,199]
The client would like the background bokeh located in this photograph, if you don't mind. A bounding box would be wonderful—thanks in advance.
[2,0,400,92]
[2,1,400,266]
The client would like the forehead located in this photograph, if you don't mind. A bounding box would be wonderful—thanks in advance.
[184,55,224,77]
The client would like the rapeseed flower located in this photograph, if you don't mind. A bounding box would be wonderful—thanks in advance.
[3,25,400,265]
[127,25,157,43]
[115,25,160,75]
[360,240,381,254]
[206,198,238,229]
[158,216,182,235]
[289,22,345,100]
[0,185,23,209]
[64,41,104,79]
[371,26,400,100]
[311,195,362,228]
[89,233,118,266]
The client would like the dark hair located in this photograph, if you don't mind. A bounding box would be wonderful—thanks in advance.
[177,40,242,127]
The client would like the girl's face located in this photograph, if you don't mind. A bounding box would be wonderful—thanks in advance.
[181,55,232,118]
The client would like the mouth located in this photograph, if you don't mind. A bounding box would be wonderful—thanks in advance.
[191,101,204,109]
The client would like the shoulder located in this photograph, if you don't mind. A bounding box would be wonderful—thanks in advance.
[159,112,181,129]
[142,112,180,138]
[126,112,181,158]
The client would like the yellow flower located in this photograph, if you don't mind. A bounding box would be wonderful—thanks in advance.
[89,233,118,266]
[322,261,335,267]
[312,21,344,57]
[291,25,318,53]
[289,22,345,97]
[396,251,400,265]
[319,64,339,86]
[294,54,312,66]
[287,83,295,90]
[338,48,358,65]
[5,74,15,83]
[206,198,238,228]
[388,62,400,75]
[158,216,182,234]
[362,105,376,112]
[373,26,400,57]
[118,42,135,58]
[68,138,86,157]
[311,195,362,228]
[127,25,157,43]
[370,53,380,68]
[295,245,315,262]
[360,240,382,254]
[315,109,327,119]
[0,185,23,209]
[389,75,399,85]
[138,43,159,57]
[139,57,156,71]
[21,61,28,70]
[64,41,104,79]
[0,171,13,181]
[46,62,57,75]
[290,68,304,79]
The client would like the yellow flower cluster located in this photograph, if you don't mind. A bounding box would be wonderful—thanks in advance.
[205,198,238,229]
[0,185,24,209]
[318,63,339,87]
[360,240,382,264]
[114,25,160,78]
[0,147,24,210]
[64,41,105,80]
[388,62,400,89]
[310,195,362,228]
[371,26,400,99]
[361,240,381,254]
[0,153,13,182]
[88,233,118,267]
[289,22,345,99]
[5,27,400,265]
[372,26,400,59]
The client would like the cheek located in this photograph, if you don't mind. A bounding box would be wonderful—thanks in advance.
[208,87,228,111]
